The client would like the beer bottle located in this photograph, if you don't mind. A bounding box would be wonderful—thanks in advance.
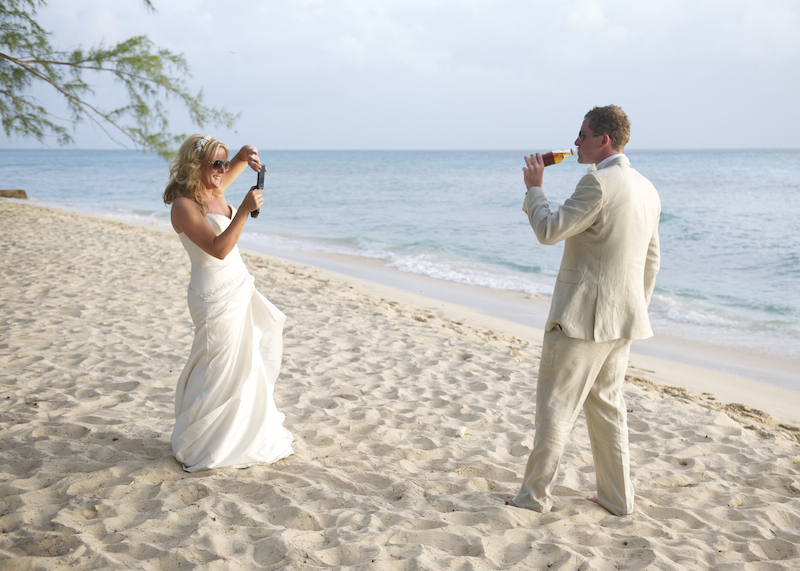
[541,147,576,167]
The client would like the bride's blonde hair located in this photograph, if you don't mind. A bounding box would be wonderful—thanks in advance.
[163,134,229,212]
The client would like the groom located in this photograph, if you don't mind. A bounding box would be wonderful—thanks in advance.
[509,105,661,515]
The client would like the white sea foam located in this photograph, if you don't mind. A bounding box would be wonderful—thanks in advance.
[247,232,556,296]
[385,254,554,295]
[649,294,739,328]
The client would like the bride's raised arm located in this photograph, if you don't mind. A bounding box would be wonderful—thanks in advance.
[221,144,262,192]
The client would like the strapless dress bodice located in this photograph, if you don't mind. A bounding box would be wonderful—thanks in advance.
[178,211,248,300]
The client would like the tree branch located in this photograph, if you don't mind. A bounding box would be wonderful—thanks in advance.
[0,1,237,159]
[0,51,143,147]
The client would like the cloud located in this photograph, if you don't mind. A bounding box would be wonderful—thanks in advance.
[3,0,798,150]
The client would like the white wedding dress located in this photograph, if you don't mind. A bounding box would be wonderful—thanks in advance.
[171,209,293,472]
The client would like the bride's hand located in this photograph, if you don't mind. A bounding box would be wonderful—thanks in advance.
[239,145,263,172]
[240,186,264,214]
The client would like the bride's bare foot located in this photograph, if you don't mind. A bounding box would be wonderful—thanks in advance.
[586,496,599,504]
[504,498,518,507]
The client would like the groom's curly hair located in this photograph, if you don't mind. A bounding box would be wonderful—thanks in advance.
[585,105,631,152]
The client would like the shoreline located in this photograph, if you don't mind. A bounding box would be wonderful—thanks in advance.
[7,197,800,422]
[235,244,800,427]
[14,197,800,392]
[238,236,800,393]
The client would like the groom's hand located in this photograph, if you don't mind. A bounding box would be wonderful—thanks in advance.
[523,153,544,189]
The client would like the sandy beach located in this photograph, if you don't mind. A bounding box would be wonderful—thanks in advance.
[1,199,799,570]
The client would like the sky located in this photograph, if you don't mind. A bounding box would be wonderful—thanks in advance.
[2,0,799,151]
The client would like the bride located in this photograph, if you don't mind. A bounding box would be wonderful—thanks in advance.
[162,134,293,472]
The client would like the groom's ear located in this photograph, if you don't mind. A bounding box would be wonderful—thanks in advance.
[600,134,618,152]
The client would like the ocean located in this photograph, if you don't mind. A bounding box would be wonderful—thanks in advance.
[2,148,799,388]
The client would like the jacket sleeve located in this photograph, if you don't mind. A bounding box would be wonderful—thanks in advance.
[644,225,660,306]
[522,173,603,245]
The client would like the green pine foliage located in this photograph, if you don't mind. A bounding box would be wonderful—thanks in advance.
[0,0,237,159]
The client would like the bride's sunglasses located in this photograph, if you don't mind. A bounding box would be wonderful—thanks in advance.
[207,160,230,171]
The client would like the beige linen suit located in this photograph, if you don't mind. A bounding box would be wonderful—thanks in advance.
[513,155,660,515]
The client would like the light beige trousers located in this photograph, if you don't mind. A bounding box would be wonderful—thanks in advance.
[512,326,634,515]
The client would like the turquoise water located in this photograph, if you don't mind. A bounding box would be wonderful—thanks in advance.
[2,148,799,378]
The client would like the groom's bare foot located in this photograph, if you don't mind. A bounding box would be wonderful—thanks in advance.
[505,499,518,507]
[586,496,599,504]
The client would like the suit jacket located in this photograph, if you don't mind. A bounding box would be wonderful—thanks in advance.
[523,155,661,342]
